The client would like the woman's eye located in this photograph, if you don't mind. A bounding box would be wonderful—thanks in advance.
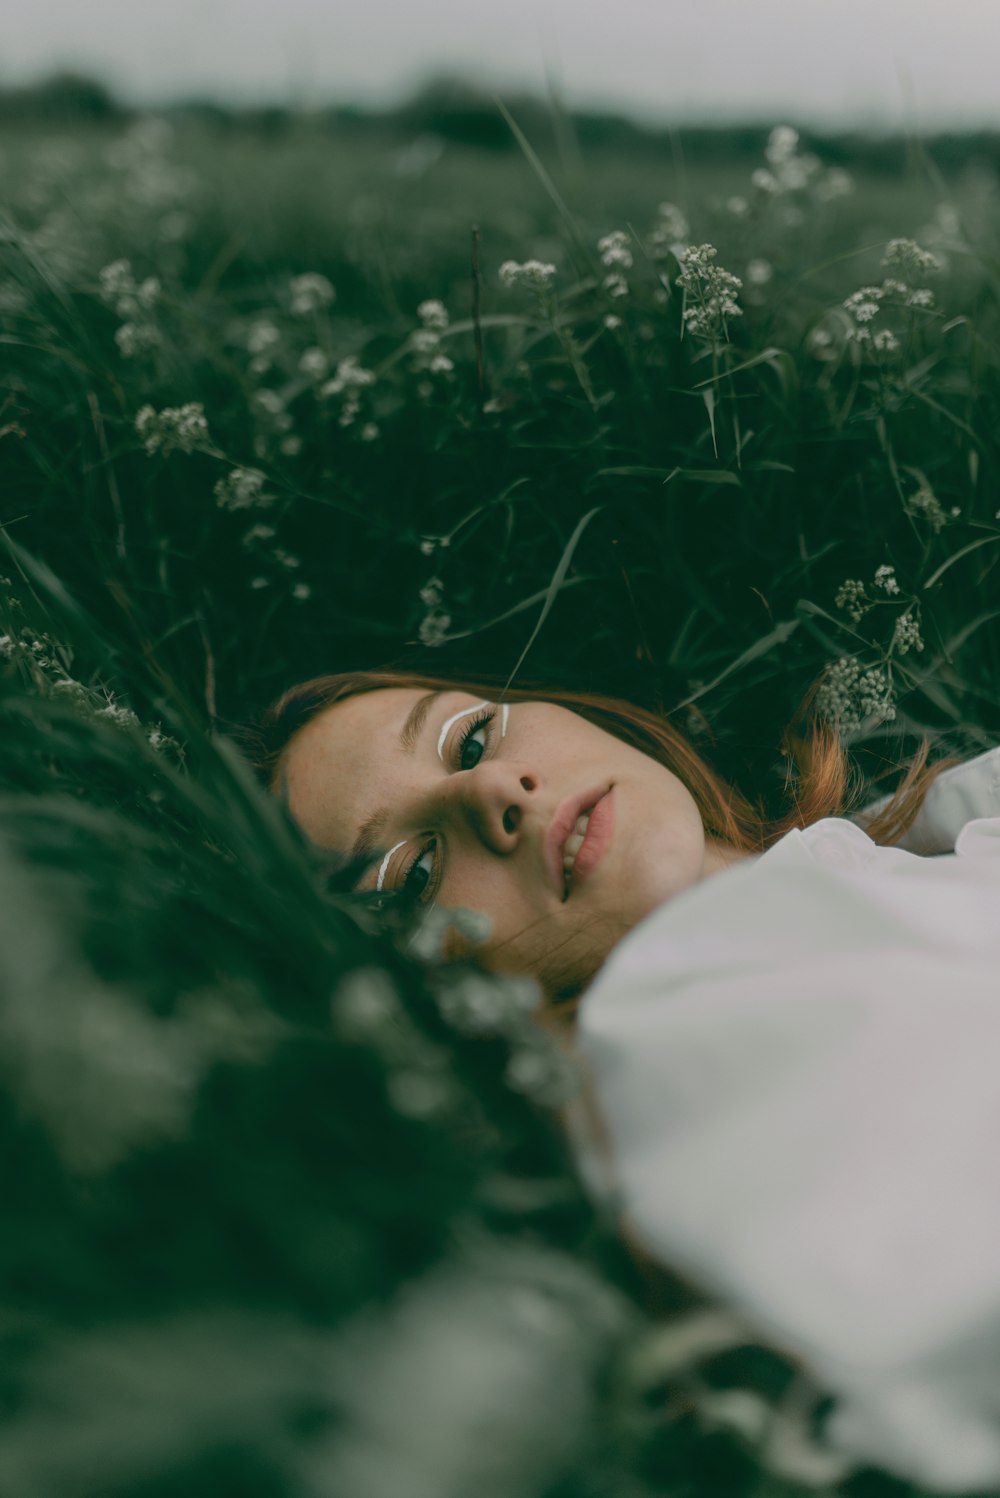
[456,710,493,771]
[402,840,436,902]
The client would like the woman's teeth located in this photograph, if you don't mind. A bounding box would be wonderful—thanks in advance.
[562,809,592,896]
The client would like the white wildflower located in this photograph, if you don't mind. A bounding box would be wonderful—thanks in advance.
[726,196,749,217]
[807,326,836,359]
[906,287,935,309]
[603,272,629,298]
[649,201,690,257]
[419,611,451,647]
[498,259,557,292]
[254,389,284,415]
[746,259,773,286]
[675,243,743,341]
[98,258,133,305]
[98,259,159,319]
[844,288,882,323]
[250,577,269,590]
[597,230,633,270]
[246,319,281,355]
[874,564,900,595]
[298,347,329,380]
[751,168,779,194]
[410,328,440,355]
[873,329,900,353]
[656,202,689,240]
[319,356,376,397]
[816,167,854,201]
[279,434,302,455]
[0,634,14,660]
[292,583,312,602]
[904,485,947,533]
[892,611,925,655]
[882,239,942,277]
[241,523,275,548]
[429,353,454,374]
[135,402,211,457]
[288,272,335,315]
[359,422,380,441]
[834,579,869,624]
[417,299,449,330]
[815,658,896,733]
[214,467,273,512]
[603,314,622,330]
[115,321,160,358]
[766,125,799,163]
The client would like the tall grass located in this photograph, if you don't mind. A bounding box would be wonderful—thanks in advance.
[1,108,998,1495]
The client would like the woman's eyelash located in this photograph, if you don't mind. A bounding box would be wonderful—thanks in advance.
[400,708,496,903]
[455,709,495,770]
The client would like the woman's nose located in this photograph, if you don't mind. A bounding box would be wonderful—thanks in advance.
[446,761,536,848]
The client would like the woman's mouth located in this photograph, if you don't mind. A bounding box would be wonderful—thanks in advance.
[561,788,614,900]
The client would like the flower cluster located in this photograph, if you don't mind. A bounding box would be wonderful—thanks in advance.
[98,257,161,360]
[252,388,296,455]
[815,658,896,733]
[749,126,853,205]
[892,611,925,655]
[834,578,869,624]
[417,576,451,647]
[498,259,557,293]
[904,485,948,533]
[319,355,377,427]
[135,402,211,457]
[648,201,689,259]
[1,626,178,752]
[842,259,938,350]
[597,230,632,298]
[288,272,335,316]
[298,347,329,381]
[675,244,743,341]
[213,467,274,512]
[882,238,943,279]
[408,299,455,383]
[873,564,900,596]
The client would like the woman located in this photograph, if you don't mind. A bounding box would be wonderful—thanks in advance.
[248,664,1000,1493]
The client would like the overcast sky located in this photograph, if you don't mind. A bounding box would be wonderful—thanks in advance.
[4,0,997,130]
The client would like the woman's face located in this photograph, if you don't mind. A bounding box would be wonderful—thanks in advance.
[278,688,737,997]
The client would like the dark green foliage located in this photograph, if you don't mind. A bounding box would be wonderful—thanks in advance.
[1,100,997,1495]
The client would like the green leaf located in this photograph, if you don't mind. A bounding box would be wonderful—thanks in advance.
[671,618,799,709]
[501,506,604,691]
[923,533,1000,590]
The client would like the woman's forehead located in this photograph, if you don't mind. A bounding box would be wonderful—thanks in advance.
[278,687,452,841]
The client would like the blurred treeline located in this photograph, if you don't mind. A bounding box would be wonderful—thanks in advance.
[7,67,1000,175]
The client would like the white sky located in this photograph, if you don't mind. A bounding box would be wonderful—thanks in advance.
[3,0,998,130]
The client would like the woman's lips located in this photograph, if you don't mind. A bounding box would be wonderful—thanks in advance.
[544,782,614,899]
[567,788,614,895]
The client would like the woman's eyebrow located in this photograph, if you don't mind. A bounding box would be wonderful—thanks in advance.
[399,689,444,756]
[350,690,445,867]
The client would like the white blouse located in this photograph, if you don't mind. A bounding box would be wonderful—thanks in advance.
[569,747,1000,1492]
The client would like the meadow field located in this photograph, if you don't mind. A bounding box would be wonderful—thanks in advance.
[2,101,999,1496]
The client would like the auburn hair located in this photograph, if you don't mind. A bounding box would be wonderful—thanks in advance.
[239,663,960,1298]
[240,663,955,1020]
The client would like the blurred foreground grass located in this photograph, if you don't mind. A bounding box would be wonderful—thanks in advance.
[1,105,999,1496]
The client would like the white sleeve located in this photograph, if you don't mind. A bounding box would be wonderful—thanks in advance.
[853,745,1000,853]
[574,840,1000,1492]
